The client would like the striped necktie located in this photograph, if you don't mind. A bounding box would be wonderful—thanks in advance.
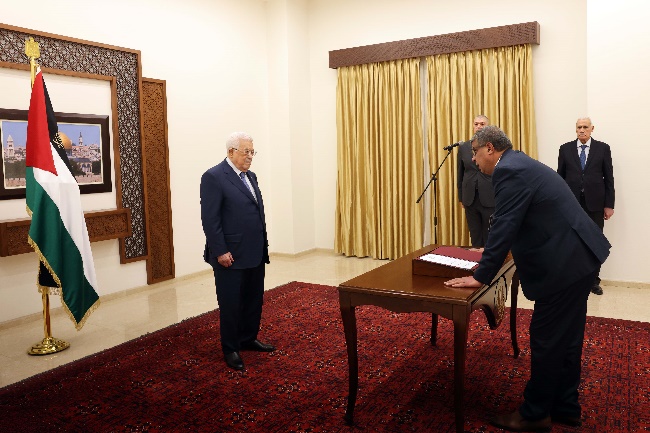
[579,144,587,170]
[239,172,257,202]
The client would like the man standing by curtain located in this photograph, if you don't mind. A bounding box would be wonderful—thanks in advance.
[201,132,274,371]
[457,115,494,247]
[445,126,610,432]
[558,117,615,296]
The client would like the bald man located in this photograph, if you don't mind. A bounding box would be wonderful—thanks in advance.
[558,118,615,295]
[457,115,495,247]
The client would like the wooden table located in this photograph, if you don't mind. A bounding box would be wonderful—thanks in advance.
[338,245,520,433]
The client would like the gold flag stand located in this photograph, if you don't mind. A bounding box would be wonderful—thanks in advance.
[29,289,70,355]
[25,37,70,356]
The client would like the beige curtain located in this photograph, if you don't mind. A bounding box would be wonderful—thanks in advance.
[427,44,537,246]
[335,59,423,260]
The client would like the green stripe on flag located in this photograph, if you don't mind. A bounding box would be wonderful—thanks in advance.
[26,168,99,327]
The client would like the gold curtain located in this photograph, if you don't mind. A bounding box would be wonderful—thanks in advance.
[426,44,537,246]
[335,58,423,260]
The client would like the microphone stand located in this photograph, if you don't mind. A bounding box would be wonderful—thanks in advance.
[416,147,454,245]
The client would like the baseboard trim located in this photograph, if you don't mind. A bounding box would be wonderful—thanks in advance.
[0,269,214,331]
[269,248,335,258]
[3,260,645,331]
[601,279,650,290]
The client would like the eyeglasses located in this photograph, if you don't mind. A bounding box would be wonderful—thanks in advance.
[471,144,488,156]
[232,148,257,157]
[471,145,483,156]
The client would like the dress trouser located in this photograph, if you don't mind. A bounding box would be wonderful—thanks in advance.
[519,269,598,420]
[464,193,494,247]
[213,261,265,354]
[579,192,605,285]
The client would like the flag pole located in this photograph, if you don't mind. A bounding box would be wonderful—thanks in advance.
[25,37,39,88]
[25,37,70,356]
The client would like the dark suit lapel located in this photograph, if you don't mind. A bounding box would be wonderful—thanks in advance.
[460,142,478,172]
[248,173,263,208]
[571,141,582,169]
[223,163,258,204]
[583,140,599,172]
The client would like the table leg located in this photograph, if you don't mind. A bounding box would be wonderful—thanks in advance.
[453,312,469,433]
[431,313,438,346]
[510,271,520,359]
[339,295,358,425]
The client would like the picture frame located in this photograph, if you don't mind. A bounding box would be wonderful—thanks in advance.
[0,108,112,200]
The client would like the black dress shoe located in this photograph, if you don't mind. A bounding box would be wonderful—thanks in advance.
[591,284,604,295]
[241,340,275,352]
[224,352,244,370]
[551,414,582,427]
[490,411,551,432]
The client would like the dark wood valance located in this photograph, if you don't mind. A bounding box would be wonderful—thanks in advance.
[329,21,539,69]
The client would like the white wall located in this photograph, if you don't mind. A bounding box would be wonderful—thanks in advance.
[587,0,650,283]
[264,0,315,254]
[1,0,648,324]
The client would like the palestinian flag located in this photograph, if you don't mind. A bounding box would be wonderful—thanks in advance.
[25,68,100,330]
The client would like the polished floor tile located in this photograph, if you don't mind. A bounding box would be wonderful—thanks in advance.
[0,250,647,388]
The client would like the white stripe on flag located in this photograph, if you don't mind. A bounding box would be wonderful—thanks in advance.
[32,142,99,291]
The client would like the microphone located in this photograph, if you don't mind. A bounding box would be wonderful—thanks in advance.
[443,141,462,151]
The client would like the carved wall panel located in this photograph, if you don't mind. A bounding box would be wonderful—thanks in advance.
[0,23,148,261]
[142,78,175,283]
[0,209,131,257]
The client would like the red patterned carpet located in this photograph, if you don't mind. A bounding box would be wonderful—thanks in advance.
[1,282,648,432]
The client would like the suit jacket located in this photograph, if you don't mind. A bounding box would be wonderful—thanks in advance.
[457,141,495,207]
[473,149,610,301]
[557,138,615,212]
[200,158,269,269]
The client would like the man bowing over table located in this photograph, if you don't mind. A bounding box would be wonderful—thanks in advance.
[444,126,610,432]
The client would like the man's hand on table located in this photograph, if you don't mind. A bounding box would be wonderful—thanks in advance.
[444,276,482,288]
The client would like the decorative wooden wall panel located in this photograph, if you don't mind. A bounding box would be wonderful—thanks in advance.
[0,23,149,262]
[0,209,131,257]
[142,78,175,283]
[329,21,540,68]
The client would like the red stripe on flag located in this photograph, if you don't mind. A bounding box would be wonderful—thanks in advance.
[26,71,57,175]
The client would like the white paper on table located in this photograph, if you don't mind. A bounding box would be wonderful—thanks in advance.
[418,253,478,270]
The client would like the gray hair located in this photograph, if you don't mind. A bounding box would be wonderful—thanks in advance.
[472,125,513,151]
[474,114,489,123]
[225,132,253,152]
[576,117,592,125]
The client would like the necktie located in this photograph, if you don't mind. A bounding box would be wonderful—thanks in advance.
[579,144,587,170]
[239,172,257,202]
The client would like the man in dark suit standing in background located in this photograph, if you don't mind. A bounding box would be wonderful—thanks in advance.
[558,117,615,295]
[457,115,494,247]
[201,132,274,371]
[445,126,610,432]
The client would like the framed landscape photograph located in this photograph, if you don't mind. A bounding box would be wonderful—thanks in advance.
[0,109,112,200]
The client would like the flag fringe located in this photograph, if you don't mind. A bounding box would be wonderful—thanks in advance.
[26,224,100,331]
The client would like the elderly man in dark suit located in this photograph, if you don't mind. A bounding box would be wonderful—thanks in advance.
[445,126,610,432]
[457,115,494,247]
[558,117,615,295]
[201,132,274,371]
